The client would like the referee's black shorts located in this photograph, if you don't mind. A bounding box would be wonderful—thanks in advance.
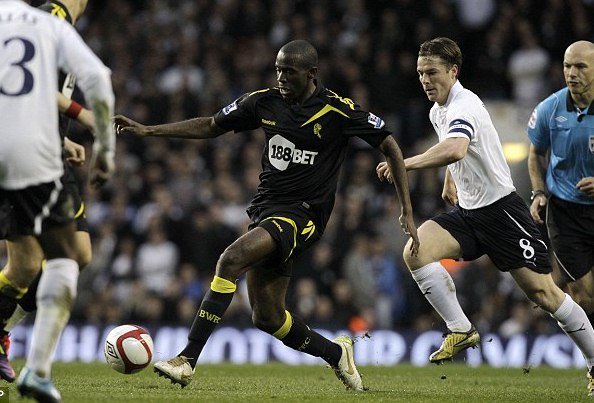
[432,192,551,273]
[546,195,594,282]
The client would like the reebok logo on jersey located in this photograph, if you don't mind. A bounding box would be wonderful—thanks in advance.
[222,101,238,115]
[261,119,276,126]
[367,112,385,129]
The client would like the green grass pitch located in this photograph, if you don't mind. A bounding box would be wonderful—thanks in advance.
[4,360,588,402]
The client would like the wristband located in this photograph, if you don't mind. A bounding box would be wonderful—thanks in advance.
[64,100,83,119]
[530,190,546,201]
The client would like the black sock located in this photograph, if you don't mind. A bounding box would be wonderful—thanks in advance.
[180,287,234,368]
[276,311,342,367]
[18,272,40,313]
[0,293,17,331]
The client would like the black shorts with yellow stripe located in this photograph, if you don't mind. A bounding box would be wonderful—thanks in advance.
[247,202,322,276]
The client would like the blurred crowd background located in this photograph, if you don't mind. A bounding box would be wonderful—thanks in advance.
[7,0,593,337]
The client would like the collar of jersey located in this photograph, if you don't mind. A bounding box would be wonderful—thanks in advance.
[565,89,594,115]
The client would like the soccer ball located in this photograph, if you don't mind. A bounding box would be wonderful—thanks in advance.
[104,324,154,374]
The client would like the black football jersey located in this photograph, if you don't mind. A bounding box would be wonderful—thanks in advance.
[214,82,391,230]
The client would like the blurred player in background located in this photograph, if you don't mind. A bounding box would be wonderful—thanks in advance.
[0,0,115,401]
[115,39,418,392]
[0,0,96,385]
[377,37,594,396]
[527,41,594,326]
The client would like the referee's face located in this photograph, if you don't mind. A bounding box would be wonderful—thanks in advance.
[417,56,458,106]
[275,51,315,104]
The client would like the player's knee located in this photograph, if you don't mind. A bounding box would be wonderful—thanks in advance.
[402,242,424,271]
[216,247,246,278]
[252,310,283,334]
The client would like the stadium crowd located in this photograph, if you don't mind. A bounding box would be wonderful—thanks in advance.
[5,0,593,336]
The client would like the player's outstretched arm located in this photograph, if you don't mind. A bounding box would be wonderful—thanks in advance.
[113,115,227,140]
[57,92,95,132]
[378,136,419,255]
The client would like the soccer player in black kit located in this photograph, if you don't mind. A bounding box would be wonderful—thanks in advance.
[114,39,419,391]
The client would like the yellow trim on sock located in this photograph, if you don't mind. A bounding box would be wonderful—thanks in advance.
[210,276,236,293]
[273,310,293,339]
[0,272,27,299]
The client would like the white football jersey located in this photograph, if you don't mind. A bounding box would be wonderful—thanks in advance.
[429,81,515,209]
[0,0,114,189]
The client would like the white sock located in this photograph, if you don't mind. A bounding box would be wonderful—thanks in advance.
[4,305,29,332]
[411,262,472,332]
[26,258,79,378]
[551,293,594,369]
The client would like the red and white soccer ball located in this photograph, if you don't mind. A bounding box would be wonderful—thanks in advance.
[104,324,154,374]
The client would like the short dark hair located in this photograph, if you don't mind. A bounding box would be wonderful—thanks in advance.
[418,37,462,73]
[279,40,318,69]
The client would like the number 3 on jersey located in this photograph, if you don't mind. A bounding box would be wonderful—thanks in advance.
[268,134,318,171]
[1,37,35,96]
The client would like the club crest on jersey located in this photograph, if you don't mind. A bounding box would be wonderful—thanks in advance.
[368,112,385,129]
[590,135,594,154]
[222,101,238,115]
[313,123,322,139]
[528,109,537,129]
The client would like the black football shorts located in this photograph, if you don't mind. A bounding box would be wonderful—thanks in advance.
[546,195,594,282]
[247,202,322,276]
[0,179,75,237]
[432,192,551,273]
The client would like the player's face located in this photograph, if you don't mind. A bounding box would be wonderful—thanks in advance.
[275,51,314,104]
[564,46,594,99]
[417,56,458,105]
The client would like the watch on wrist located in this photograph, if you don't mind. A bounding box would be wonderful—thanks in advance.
[530,190,546,201]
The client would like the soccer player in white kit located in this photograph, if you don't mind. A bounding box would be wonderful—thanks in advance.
[377,37,594,396]
[0,1,115,401]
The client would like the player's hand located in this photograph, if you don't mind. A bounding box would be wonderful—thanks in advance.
[399,213,419,256]
[64,137,86,167]
[529,196,547,224]
[442,185,458,205]
[113,115,148,137]
[577,177,594,198]
[88,149,115,189]
[376,161,393,184]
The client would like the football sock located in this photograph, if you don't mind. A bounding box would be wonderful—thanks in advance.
[17,271,40,312]
[273,310,342,367]
[4,305,28,333]
[180,276,236,368]
[27,258,78,378]
[3,272,39,332]
[551,293,594,368]
[0,272,25,331]
[411,262,472,333]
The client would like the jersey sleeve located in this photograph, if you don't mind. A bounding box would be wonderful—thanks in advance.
[444,102,477,141]
[527,98,553,151]
[214,92,261,133]
[341,106,392,148]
